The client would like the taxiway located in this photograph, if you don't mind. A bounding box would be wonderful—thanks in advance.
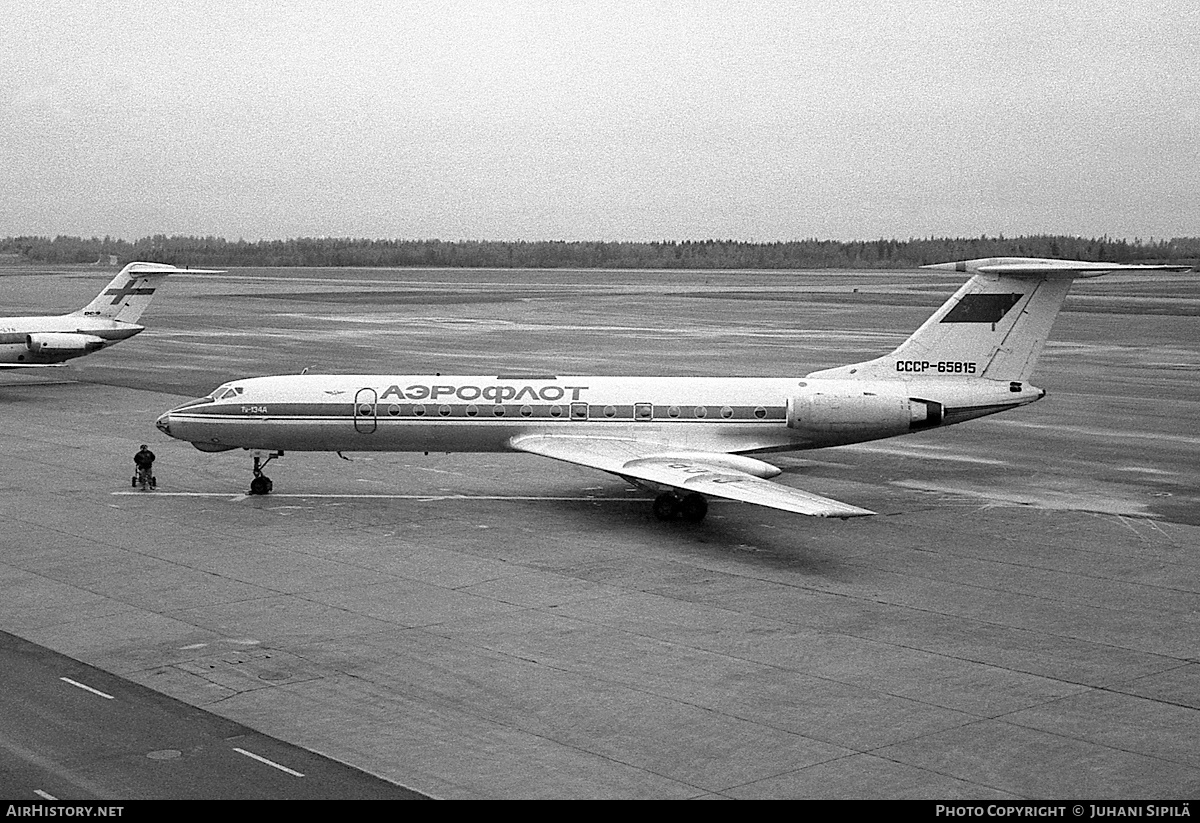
[1,264,1197,798]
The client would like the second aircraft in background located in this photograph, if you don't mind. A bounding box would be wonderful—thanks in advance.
[1,262,220,369]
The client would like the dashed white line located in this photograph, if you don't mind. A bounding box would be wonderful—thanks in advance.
[60,677,114,699]
[34,790,57,800]
[234,747,305,777]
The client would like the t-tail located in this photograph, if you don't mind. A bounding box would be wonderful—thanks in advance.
[71,262,189,324]
[807,257,1191,383]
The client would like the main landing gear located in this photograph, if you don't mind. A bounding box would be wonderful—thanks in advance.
[248,451,283,495]
[653,491,709,523]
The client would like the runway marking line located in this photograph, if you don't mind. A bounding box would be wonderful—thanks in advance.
[112,491,660,502]
[34,790,57,800]
[60,677,114,700]
[234,747,305,777]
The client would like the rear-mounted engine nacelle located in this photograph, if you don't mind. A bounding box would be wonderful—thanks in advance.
[787,392,943,434]
[26,332,105,353]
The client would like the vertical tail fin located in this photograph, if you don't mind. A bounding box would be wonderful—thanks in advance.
[807,257,1191,383]
[70,262,221,324]
[72,262,178,323]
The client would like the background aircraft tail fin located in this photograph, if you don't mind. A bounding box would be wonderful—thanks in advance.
[807,257,1191,383]
[71,262,221,324]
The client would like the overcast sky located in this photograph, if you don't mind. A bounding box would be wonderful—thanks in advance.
[2,0,1197,242]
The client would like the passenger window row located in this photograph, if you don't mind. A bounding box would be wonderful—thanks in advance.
[356,403,775,420]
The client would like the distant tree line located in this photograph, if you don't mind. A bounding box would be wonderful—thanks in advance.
[2,234,1196,269]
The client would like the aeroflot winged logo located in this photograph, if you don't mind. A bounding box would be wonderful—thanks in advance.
[378,383,589,402]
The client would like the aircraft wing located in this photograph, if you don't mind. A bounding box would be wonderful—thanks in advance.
[510,434,875,518]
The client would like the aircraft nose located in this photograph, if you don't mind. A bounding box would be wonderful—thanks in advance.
[155,413,171,436]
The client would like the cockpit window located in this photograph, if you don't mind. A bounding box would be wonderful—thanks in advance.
[217,386,244,400]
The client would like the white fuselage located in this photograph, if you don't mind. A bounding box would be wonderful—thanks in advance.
[157,372,1043,456]
[0,314,143,366]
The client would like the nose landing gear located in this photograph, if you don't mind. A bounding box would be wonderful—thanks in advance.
[652,491,709,523]
[248,451,283,495]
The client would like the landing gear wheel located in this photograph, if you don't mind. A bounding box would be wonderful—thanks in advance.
[248,451,282,495]
[653,492,682,521]
[680,493,708,523]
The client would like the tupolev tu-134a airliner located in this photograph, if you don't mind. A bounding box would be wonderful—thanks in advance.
[155,257,1190,522]
[1,262,222,368]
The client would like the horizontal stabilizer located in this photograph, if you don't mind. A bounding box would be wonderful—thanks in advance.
[922,257,1191,279]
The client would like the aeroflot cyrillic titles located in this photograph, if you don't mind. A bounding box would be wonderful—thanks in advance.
[379,383,590,402]
[155,257,1191,522]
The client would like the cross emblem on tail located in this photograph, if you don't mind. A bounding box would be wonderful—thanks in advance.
[104,281,156,304]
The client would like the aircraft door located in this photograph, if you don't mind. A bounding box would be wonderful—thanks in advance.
[354,388,378,433]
